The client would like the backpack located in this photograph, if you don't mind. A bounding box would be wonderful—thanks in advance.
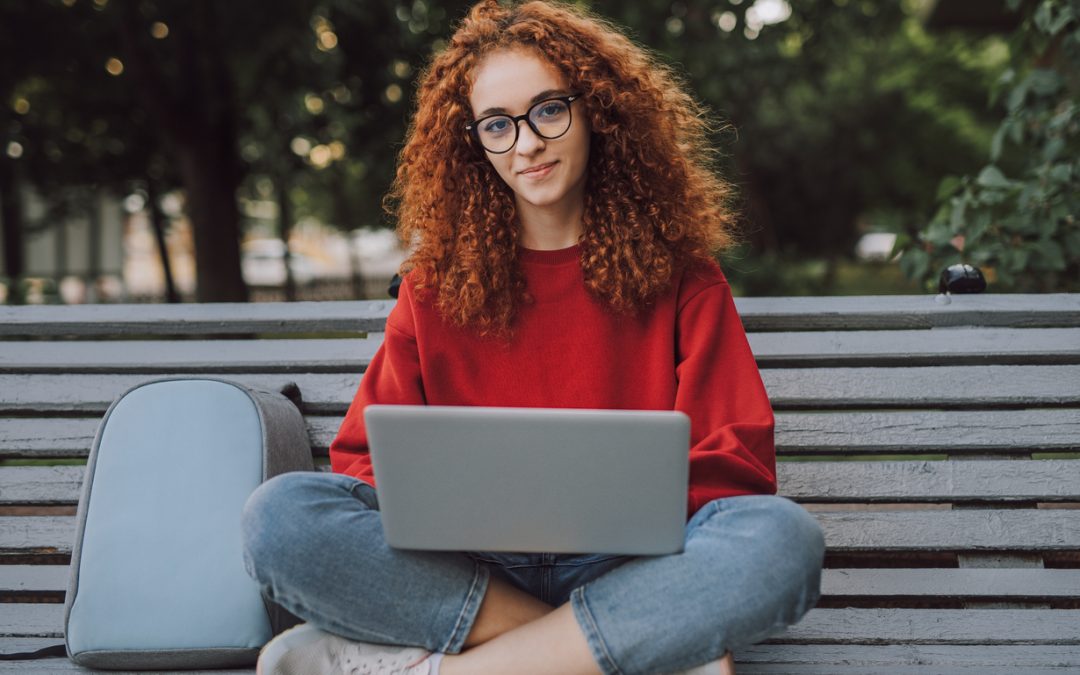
[62,377,313,669]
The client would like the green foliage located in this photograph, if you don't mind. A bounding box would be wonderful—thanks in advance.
[902,0,1079,292]
[1,0,1039,299]
[593,0,1006,262]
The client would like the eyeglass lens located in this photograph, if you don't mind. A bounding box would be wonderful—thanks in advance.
[476,99,572,153]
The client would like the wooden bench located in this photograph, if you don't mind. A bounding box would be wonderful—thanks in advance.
[1,293,1078,673]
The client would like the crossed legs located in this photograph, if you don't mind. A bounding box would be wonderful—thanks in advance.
[241,472,822,675]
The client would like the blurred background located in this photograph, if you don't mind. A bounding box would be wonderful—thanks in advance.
[0,0,1076,304]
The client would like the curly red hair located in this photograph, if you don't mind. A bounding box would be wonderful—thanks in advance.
[386,0,739,336]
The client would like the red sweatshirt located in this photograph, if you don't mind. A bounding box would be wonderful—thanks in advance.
[329,243,777,517]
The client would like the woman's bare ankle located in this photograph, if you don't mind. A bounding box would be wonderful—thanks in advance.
[462,576,553,648]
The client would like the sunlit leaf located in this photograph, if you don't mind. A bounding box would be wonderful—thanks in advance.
[976,165,1011,189]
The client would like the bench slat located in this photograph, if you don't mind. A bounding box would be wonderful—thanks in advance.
[5,409,1076,461]
[0,518,75,555]
[0,299,392,337]
[6,460,1080,506]
[780,459,1080,501]
[5,565,1076,598]
[734,643,1080,669]
[0,340,382,374]
[0,374,362,415]
[0,565,69,592]
[820,568,1080,597]
[4,328,1078,374]
[776,608,1080,644]
[765,365,1080,408]
[3,295,1077,337]
[736,294,1080,331]
[0,467,84,504]
[5,510,1078,555]
[2,643,1079,672]
[749,328,1080,367]
[775,411,1080,454]
[817,508,1080,551]
[4,366,1079,416]
[0,603,63,637]
[4,604,1080,643]
[738,664,1070,674]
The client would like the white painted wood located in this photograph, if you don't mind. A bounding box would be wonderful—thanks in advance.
[733,644,1080,667]
[775,410,1080,454]
[4,409,1078,460]
[4,328,1079,374]
[7,458,1080,505]
[5,509,1080,554]
[734,293,1080,331]
[5,565,1076,599]
[0,565,68,592]
[0,603,63,637]
[777,459,1080,501]
[4,367,1080,417]
[749,328,1080,367]
[821,568,1080,597]
[0,300,392,336]
[763,365,1080,408]
[736,666,1070,674]
[0,373,361,415]
[4,294,1078,337]
[2,293,1078,672]
[771,608,1080,644]
[6,605,1080,644]
[0,466,84,504]
[0,518,74,555]
[815,509,1080,551]
[0,339,381,374]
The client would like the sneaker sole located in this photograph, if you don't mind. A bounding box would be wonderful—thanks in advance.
[258,623,332,675]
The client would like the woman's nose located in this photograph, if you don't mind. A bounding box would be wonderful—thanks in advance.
[515,120,546,155]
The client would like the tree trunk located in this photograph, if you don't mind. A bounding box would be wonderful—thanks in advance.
[277,173,297,302]
[147,180,181,303]
[117,0,247,303]
[0,158,25,305]
[175,140,248,303]
[331,167,367,300]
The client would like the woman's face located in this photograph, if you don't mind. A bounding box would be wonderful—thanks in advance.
[468,49,590,217]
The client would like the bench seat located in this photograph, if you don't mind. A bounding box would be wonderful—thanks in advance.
[1,293,1077,672]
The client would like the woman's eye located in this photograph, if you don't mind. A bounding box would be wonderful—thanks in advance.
[537,103,564,118]
[483,118,511,135]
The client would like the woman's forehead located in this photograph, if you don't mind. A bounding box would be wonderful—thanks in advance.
[469,49,568,115]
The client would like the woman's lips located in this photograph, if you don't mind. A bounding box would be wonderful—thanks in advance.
[519,161,557,179]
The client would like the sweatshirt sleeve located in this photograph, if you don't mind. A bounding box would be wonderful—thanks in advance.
[328,280,426,485]
[675,269,777,517]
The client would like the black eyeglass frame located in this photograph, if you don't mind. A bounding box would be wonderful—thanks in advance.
[465,94,581,154]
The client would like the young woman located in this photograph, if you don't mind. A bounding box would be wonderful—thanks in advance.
[241,2,825,674]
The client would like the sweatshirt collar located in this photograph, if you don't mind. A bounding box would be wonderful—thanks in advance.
[518,243,581,266]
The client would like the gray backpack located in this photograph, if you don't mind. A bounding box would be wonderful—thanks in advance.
[63,377,313,669]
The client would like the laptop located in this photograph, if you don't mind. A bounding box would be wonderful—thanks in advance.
[363,405,690,555]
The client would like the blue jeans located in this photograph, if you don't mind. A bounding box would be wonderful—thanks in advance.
[241,472,824,675]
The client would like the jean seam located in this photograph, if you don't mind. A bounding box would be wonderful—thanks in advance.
[570,586,623,675]
[440,561,490,655]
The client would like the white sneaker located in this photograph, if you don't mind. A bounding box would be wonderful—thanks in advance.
[669,651,735,675]
[670,661,725,675]
[257,623,433,675]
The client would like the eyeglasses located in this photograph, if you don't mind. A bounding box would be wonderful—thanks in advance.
[466,94,580,154]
